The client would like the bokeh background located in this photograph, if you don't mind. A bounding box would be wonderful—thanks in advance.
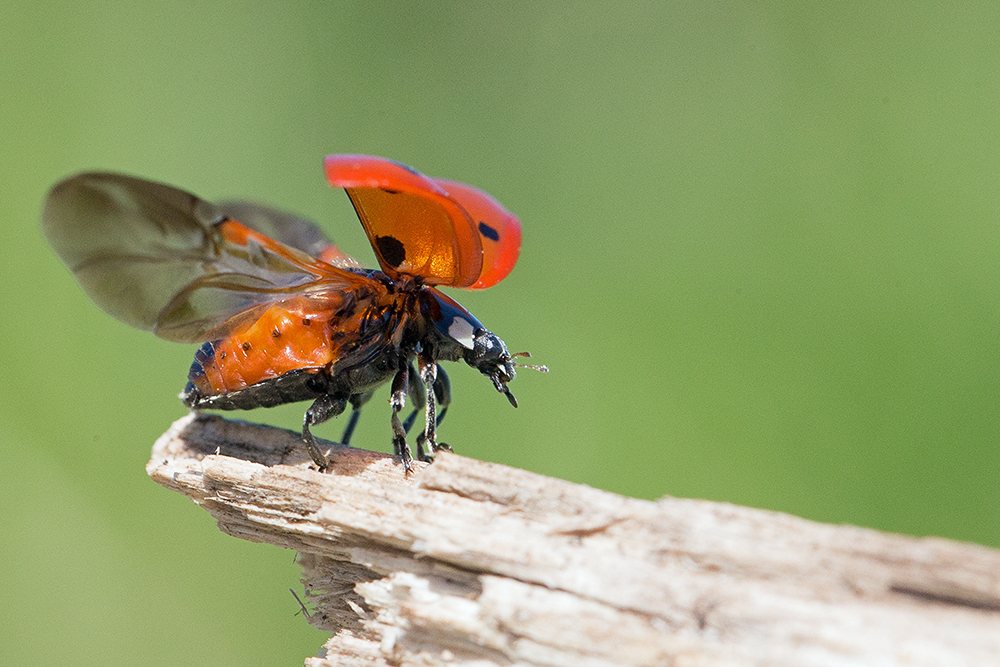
[3,2,1000,664]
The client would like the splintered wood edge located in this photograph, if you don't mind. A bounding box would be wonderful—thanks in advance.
[148,413,1000,667]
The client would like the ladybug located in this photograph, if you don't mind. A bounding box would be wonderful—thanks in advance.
[42,155,544,472]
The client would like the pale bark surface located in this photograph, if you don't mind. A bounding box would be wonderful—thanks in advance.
[148,413,1000,667]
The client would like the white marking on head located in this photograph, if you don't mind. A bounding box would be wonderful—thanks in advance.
[448,316,476,349]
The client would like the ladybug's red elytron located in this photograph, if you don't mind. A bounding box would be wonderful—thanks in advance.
[42,155,544,471]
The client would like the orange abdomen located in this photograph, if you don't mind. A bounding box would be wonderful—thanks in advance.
[187,306,335,396]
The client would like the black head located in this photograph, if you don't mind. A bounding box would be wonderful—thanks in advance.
[422,287,541,407]
[464,328,519,407]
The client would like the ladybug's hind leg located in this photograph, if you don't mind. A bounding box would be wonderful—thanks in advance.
[302,394,347,471]
[340,392,373,446]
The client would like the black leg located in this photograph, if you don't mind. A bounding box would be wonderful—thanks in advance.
[302,394,347,471]
[340,392,372,445]
[389,365,414,472]
[431,364,452,452]
[401,362,424,435]
[432,364,451,426]
[416,363,454,458]
[401,409,419,435]
[415,356,442,461]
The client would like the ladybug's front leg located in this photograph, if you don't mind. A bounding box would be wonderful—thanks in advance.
[415,364,452,461]
[414,355,450,461]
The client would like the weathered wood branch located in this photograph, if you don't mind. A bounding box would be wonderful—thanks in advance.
[148,413,1000,666]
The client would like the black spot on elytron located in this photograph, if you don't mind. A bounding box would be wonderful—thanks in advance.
[478,221,500,242]
[302,318,312,326]
[381,188,401,195]
[272,328,281,338]
[376,235,406,268]
[220,351,227,360]
[242,341,252,352]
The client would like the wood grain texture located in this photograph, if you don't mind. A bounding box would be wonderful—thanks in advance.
[148,413,1000,666]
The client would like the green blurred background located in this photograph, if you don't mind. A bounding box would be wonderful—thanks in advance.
[3,2,999,664]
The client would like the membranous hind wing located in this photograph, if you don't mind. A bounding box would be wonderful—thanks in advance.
[42,173,368,344]
[217,201,363,270]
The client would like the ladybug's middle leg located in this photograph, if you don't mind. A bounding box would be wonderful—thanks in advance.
[389,365,414,472]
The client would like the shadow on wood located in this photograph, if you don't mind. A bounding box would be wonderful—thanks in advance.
[148,413,1000,666]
